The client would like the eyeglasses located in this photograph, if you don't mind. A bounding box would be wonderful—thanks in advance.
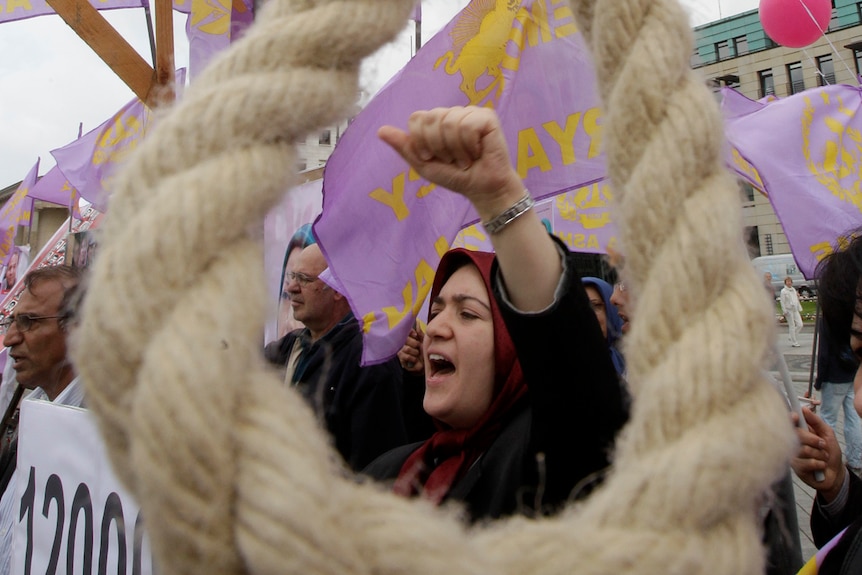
[286,271,319,287]
[0,314,66,334]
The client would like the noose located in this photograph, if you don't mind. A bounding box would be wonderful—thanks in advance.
[74,0,796,574]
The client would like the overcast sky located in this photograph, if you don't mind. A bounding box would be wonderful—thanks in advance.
[0,0,758,187]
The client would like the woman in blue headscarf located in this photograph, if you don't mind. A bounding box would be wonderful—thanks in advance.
[581,277,626,376]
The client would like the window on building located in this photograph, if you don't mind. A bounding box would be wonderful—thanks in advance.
[759,70,775,97]
[733,36,748,56]
[817,55,836,85]
[828,0,838,29]
[319,130,332,145]
[690,50,702,67]
[765,233,774,256]
[745,226,760,259]
[787,62,805,94]
[740,181,755,203]
[713,74,740,90]
[715,40,731,60]
[854,49,862,76]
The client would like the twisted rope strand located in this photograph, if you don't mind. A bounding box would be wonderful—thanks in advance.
[474,0,797,573]
[74,0,797,573]
[79,0,408,471]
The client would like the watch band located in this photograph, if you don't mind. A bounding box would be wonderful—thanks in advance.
[481,192,535,235]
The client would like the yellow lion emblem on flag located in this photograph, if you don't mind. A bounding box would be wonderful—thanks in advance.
[434,0,521,107]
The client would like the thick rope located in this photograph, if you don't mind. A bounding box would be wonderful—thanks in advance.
[74,0,797,574]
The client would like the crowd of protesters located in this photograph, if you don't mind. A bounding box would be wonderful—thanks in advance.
[4,106,862,574]
[268,107,629,520]
[266,106,862,570]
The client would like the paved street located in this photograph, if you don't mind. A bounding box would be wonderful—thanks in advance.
[768,320,833,564]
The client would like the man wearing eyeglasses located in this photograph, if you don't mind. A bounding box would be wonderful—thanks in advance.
[0,266,84,575]
[264,244,409,471]
[610,281,631,335]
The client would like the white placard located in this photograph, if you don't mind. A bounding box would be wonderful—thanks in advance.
[12,399,153,574]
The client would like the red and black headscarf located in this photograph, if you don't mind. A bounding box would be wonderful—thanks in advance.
[393,248,529,504]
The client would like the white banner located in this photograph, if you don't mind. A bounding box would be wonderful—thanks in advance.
[13,400,153,574]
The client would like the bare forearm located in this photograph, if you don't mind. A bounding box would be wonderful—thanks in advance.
[475,175,561,312]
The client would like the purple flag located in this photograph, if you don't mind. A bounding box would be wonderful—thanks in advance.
[0,160,38,263]
[452,179,615,254]
[315,0,608,365]
[29,166,83,220]
[722,85,862,279]
[0,0,144,23]
[186,0,253,79]
[51,97,152,212]
[411,0,420,23]
[721,89,770,193]
[261,174,617,346]
[231,0,254,41]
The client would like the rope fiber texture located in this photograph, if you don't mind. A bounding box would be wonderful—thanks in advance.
[74,0,798,573]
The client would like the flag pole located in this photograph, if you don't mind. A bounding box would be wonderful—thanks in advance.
[71,123,82,231]
[807,283,821,398]
[154,0,175,102]
[411,1,420,57]
[44,0,156,102]
[143,0,157,69]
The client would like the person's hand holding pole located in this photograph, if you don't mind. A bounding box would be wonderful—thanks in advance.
[791,407,846,501]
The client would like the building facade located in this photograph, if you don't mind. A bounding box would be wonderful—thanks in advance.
[0,182,68,261]
[693,0,862,257]
[296,119,351,173]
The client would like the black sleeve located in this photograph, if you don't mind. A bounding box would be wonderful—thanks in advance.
[264,333,294,365]
[811,470,862,547]
[339,357,411,472]
[493,239,627,510]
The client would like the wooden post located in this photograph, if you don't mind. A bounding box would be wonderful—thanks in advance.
[44,0,157,104]
[154,0,175,102]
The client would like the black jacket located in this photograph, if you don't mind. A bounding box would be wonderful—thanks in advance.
[265,313,409,471]
[812,471,862,574]
[0,431,17,496]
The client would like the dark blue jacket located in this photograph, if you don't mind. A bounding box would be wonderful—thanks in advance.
[265,313,409,471]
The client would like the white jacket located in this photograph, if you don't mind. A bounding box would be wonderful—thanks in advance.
[780,285,801,314]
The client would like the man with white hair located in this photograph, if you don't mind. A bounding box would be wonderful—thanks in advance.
[0,266,84,575]
[264,244,409,471]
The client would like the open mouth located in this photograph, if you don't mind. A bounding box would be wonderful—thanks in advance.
[618,314,630,332]
[427,353,455,377]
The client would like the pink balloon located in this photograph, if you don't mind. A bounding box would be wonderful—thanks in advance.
[759,0,831,48]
